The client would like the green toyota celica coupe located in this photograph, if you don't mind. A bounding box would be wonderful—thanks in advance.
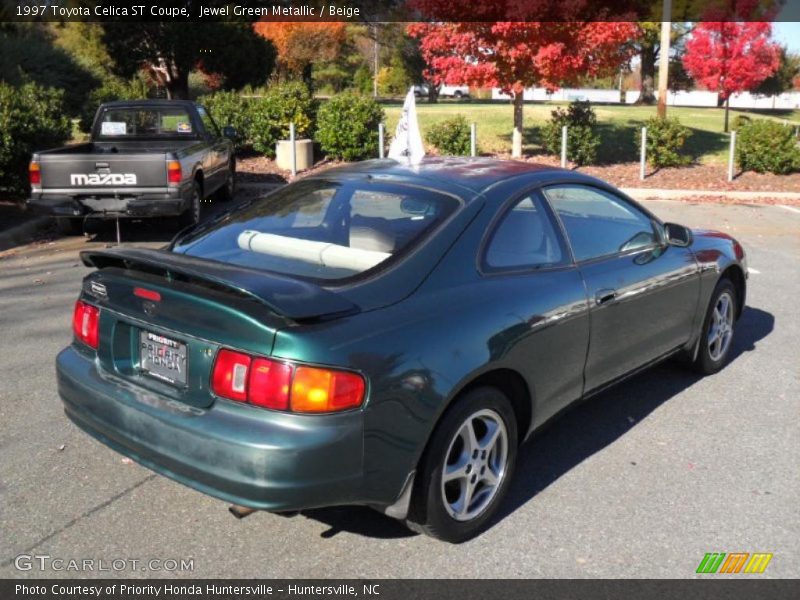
[57,158,747,542]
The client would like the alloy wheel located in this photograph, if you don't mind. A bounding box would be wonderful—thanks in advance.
[441,408,508,522]
[708,291,734,361]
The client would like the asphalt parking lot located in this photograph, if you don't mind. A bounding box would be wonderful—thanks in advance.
[0,199,797,578]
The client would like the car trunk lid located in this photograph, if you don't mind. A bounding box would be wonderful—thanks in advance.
[79,248,359,408]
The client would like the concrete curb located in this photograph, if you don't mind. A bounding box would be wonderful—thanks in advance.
[0,216,53,252]
[621,187,800,201]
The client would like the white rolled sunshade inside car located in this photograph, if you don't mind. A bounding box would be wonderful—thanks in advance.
[237,230,391,272]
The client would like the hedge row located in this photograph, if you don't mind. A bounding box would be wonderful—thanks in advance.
[200,84,385,161]
[200,82,317,157]
[0,82,71,196]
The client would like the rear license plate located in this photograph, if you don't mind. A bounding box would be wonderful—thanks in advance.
[139,331,187,386]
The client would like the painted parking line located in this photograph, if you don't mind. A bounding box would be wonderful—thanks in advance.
[776,205,800,215]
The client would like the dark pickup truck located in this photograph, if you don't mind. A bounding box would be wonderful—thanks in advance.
[28,100,236,234]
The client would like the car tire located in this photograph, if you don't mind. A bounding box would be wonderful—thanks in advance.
[692,278,737,375]
[55,217,83,236]
[453,91,463,98]
[215,161,236,202]
[179,180,203,230]
[406,386,518,543]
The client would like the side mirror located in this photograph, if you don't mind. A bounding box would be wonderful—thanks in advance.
[664,222,693,247]
[222,126,236,140]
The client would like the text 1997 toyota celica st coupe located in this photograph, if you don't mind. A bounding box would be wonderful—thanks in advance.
[57,158,746,542]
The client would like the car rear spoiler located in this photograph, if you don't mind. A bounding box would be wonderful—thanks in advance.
[80,247,359,321]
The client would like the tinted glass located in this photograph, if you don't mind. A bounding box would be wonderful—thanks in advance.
[173,180,459,281]
[543,185,658,261]
[96,107,195,138]
[484,195,566,270]
[197,106,220,137]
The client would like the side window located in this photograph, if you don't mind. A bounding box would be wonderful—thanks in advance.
[196,106,221,137]
[543,185,658,262]
[484,194,567,270]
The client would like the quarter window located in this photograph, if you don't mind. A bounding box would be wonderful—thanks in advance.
[484,194,567,270]
[543,185,658,261]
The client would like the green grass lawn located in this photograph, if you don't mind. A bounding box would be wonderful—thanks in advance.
[382,101,800,165]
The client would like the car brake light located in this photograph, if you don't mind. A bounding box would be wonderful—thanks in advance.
[29,161,41,185]
[134,287,161,301]
[72,300,99,349]
[211,349,251,402]
[167,160,182,184]
[211,349,365,413]
[248,358,292,410]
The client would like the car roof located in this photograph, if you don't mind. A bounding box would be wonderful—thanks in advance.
[306,157,576,197]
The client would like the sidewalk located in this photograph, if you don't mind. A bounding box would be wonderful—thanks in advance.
[621,187,800,203]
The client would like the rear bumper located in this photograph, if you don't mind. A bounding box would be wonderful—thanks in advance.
[28,188,190,218]
[56,347,365,511]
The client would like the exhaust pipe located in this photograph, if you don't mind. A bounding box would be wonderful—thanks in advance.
[228,504,257,519]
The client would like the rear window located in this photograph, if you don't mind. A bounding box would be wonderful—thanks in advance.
[172,180,459,282]
[96,107,195,138]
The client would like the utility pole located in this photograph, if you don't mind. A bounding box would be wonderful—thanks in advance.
[657,0,672,118]
[373,26,379,98]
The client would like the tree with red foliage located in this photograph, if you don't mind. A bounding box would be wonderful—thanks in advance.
[407,20,637,157]
[683,21,780,132]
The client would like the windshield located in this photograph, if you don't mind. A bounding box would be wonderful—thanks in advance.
[95,107,196,138]
[172,179,460,282]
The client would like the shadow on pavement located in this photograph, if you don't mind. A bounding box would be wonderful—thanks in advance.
[297,305,774,540]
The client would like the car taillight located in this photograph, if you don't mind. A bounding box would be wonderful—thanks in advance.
[291,365,365,413]
[211,349,251,402]
[29,161,41,186]
[167,160,182,184]
[248,358,292,410]
[211,349,365,413]
[72,300,99,349]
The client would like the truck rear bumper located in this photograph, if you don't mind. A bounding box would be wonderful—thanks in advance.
[28,189,190,218]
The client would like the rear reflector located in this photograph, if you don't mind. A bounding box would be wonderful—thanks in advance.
[167,160,182,185]
[29,161,41,186]
[211,349,365,413]
[134,287,161,301]
[72,300,99,349]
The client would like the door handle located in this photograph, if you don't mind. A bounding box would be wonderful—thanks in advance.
[595,289,617,305]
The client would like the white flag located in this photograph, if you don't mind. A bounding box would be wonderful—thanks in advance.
[388,87,425,165]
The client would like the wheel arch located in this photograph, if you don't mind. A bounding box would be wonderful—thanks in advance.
[720,264,746,318]
[192,166,204,192]
[454,368,533,444]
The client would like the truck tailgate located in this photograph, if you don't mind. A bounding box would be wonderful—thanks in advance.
[40,153,169,190]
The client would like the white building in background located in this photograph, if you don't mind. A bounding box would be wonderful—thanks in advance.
[491,87,800,110]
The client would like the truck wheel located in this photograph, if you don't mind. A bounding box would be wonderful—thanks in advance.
[179,181,203,229]
[215,162,236,202]
[55,218,83,236]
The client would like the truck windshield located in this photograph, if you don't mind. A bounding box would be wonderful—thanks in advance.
[95,107,196,138]
[172,179,460,282]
